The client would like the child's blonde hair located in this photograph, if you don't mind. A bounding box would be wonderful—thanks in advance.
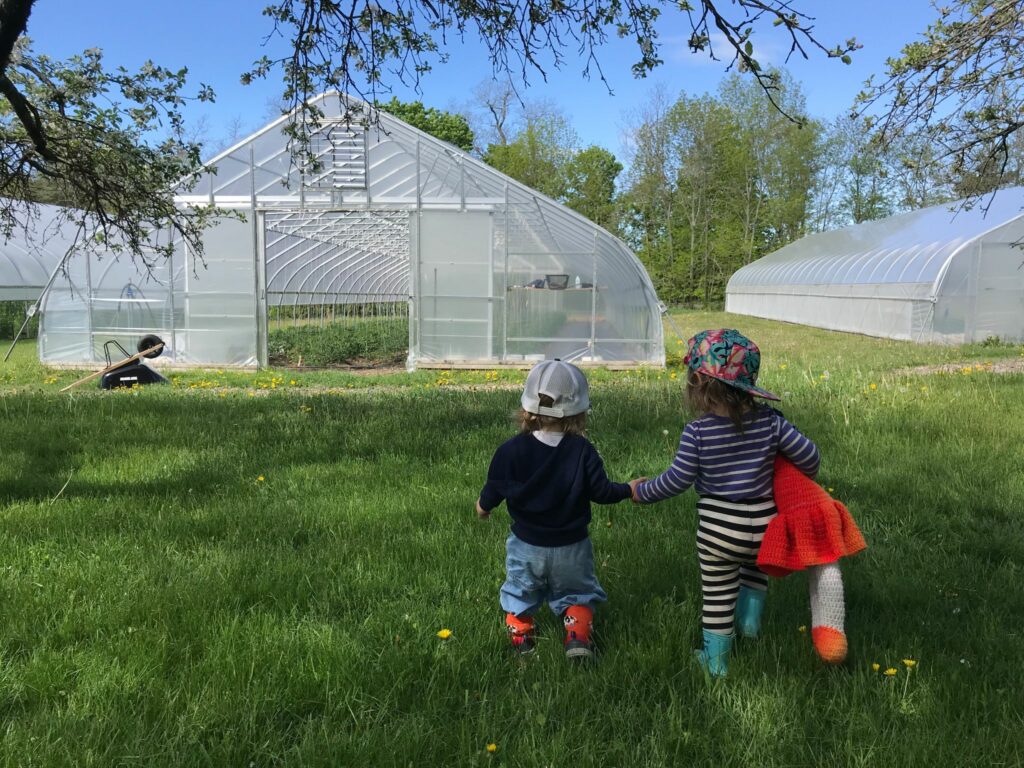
[517,394,587,435]
[686,371,756,429]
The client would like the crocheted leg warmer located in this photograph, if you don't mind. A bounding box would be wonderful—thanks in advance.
[808,563,847,664]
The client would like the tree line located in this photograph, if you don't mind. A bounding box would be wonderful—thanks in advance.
[392,68,1023,309]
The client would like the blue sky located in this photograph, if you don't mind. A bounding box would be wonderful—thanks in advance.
[28,0,940,160]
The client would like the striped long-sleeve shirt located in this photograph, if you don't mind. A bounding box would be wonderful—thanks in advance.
[636,407,819,504]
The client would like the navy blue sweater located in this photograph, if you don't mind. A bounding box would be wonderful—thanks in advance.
[479,432,631,547]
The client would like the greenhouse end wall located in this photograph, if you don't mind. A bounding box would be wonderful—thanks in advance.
[34,93,664,368]
[39,216,258,366]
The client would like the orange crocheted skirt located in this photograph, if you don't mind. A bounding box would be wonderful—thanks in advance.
[757,498,867,578]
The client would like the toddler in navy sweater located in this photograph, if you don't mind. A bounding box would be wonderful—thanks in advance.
[476,360,643,660]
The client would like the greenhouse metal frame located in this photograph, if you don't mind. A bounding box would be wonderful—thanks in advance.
[24,93,663,369]
[726,189,1024,344]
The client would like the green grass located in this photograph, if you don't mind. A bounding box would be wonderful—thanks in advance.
[268,316,408,367]
[1,311,1023,766]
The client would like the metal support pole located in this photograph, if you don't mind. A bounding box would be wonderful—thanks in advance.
[415,138,421,209]
[167,238,176,362]
[502,182,509,362]
[407,211,420,371]
[589,233,598,360]
[84,247,94,362]
[459,159,465,211]
[251,145,269,368]
[364,123,372,207]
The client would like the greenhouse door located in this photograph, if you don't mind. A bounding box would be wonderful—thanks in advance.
[415,211,495,361]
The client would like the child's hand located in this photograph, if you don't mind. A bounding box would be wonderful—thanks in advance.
[629,478,648,503]
[475,498,490,519]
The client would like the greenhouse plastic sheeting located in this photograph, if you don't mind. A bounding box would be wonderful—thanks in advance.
[40,217,257,366]
[18,91,663,368]
[727,189,1024,343]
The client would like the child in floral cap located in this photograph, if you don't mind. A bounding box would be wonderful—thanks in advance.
[476,360,643,661]
[633,329,825,676]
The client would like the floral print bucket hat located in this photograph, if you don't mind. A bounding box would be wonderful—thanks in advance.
[683,328,780,401]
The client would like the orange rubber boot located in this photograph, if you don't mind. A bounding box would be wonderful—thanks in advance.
[505,613,536,654]
[563,605,595,661]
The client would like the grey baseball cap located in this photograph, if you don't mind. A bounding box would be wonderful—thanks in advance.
[521,360,590,417]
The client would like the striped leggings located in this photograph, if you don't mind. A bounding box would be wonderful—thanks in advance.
[696,496,777,635]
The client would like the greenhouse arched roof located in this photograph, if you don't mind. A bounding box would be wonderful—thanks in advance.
[729,188,1024,291]
[0,203,83,300]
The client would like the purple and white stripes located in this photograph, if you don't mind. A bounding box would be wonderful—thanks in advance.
[637,408,819,503]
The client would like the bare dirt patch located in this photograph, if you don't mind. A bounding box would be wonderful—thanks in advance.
[899,359,1024,375]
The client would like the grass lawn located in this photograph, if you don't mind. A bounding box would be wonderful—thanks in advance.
[1,311,1022,766]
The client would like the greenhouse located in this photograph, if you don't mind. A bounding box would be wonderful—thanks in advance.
[726,189,1024,343]
[23,92,663,369]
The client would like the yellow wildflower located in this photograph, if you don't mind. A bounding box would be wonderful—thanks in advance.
[903,659,917,668]
[871,663,880,672]
[486,744,497,753]
[869,383,877,391]
[798,625,807,633]
[779,363,788,370]
[436,628,452,640]
[884,668,897,677]
[256,475,265,483]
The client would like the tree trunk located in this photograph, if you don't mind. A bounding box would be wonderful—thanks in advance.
[0,0,34,74]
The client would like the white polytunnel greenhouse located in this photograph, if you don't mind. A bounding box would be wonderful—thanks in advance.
[726,189,1024,344]
[13,92,664,369]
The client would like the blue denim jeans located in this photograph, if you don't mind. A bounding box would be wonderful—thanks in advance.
[500,534,607,618]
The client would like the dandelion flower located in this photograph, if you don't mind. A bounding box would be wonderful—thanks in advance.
[779,363,788,370]
[436,628,452,640]
[884,667,898,677]
[827,487,834,493]
[903,659,917,668]
[871,663,880,672]
[486,744,497,753]
[256,475,265,482]
[869,383,877,391]
[798,625,807,633]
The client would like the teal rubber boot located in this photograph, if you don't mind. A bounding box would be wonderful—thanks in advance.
[695,629,733,678]
[735,585,767,639]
